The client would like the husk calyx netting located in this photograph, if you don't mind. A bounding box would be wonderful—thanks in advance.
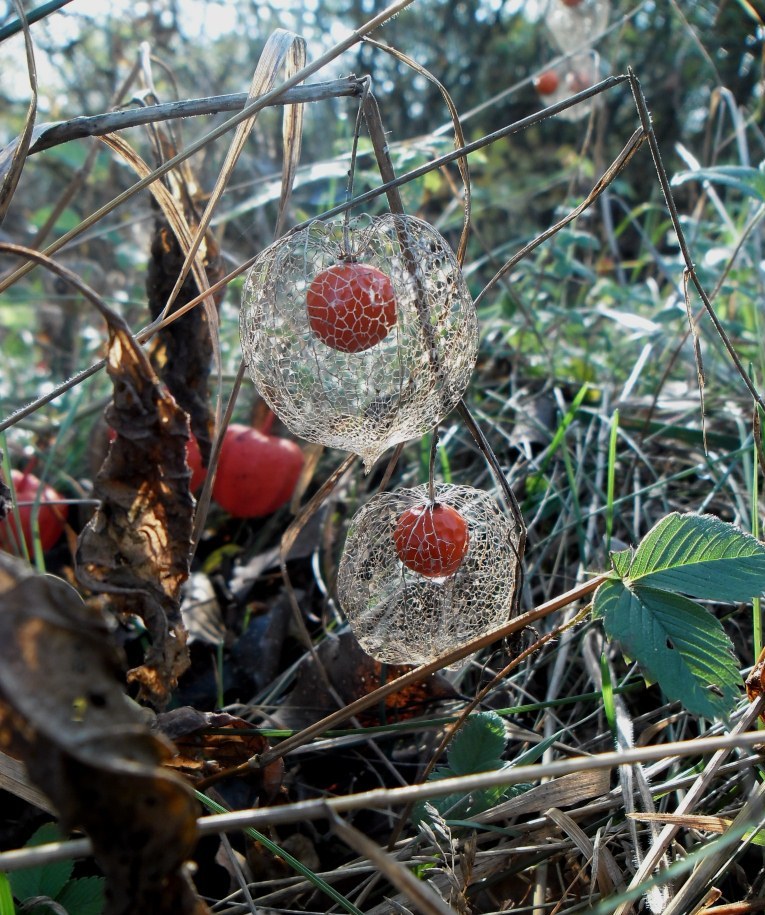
[338,484,522,665]
[240,214,478,469]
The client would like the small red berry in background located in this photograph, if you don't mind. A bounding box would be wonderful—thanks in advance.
[0,469,68,553]
[561,0,584,7]
[534,70,560,96]
[212,424,304,518]
[566,70,592,93]
[393,502,469,578]
[306,262,397,353]
[185,433,207,492]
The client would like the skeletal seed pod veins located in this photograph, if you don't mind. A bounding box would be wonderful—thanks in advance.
[306,261,397,353]
[393,501,470,578]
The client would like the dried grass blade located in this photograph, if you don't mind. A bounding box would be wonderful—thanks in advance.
[331,812,455,915]
[612,698,765,915]
[0,0,417,294]
[476,769,610,823]
[275,38,307,236]
[364,37,471,264]
[0,1,37,225]
[0,749,56,814]
[98,133,221,408]
[546,806,622,897]
[159,29,306,321]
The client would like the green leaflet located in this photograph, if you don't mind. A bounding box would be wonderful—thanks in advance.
[7,824,72,904]
[446,711,507,776]
[626,513,765,600]
[593,579,741,719]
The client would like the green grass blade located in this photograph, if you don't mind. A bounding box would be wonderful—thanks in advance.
[606,408,619,554]
[0,873,15,915]
[196,791,364,915]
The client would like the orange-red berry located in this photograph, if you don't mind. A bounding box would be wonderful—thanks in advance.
[561,0,584,7]
[534,70,560,96]
[0,469,68,553]
[393,502,469,578]
[212,424,303,518]
[306,262,396,353]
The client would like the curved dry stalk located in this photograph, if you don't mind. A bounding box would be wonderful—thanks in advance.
[628,68,765,416]
[363,36,472,264]
[17,81,362,158]
[5,715,764,874]
[0,0,37,226]
[157,29,307,322]
[0,0,418,295]
[257,574,606,767]
[0,74,631,435]
[472,127,646,309]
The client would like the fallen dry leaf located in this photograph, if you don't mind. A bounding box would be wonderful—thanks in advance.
[0,552,209,915]
[276,630,458,730]
[146,200,224,467]
[156,707,284,801]
[76,320,195,707]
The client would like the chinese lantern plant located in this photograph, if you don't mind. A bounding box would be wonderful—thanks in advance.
[212,424,304,518]
[240,214,478,470]
[338,484,521,665]
[534,69,560,96]
[0,468,68,554]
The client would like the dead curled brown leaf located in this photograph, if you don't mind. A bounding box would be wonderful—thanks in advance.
[156,707,284,800]
[76,320,196,708]
[0,553,208,915]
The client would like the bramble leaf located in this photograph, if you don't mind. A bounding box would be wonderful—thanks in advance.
[447,711,507,776]
[7,823,72,904]
[56,877,105,915]
[626,513,765,600]
[593,578,740,719]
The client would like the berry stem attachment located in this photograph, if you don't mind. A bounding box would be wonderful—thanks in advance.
[427,426,439,505]
[342,76,371,256]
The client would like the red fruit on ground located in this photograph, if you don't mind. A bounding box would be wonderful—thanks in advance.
[306,262,397,353]
[534,69,560,96]
[393,502,470,578]
[0,469,68,553]
[212,424,304,518]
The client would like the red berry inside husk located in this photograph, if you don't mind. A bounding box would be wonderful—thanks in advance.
[534,70,560,95]
[0,469,68,553]
[306,262,397,353]
[393,502,469,578]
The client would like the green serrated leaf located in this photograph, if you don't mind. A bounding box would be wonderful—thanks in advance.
[627,513,765,601]
[0,873,16,915]
[56,877,105,915]
[447,712,507,776]
[594,578,740,719]
[611,549,632,578]
[8,824,71,904]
